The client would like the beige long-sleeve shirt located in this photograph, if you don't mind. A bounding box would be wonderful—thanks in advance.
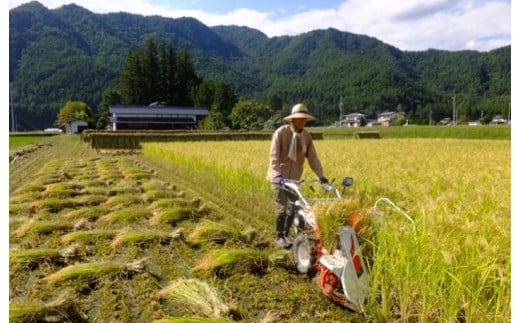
[266,124,325,182]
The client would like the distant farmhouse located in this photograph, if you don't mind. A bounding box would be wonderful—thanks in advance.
[340,113,366,127]
[376,111,405,126]
[65,120,88,134]
[109,103,209,130]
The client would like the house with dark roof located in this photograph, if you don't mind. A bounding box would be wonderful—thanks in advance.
[377,111,405,126]
[109,103,209,130]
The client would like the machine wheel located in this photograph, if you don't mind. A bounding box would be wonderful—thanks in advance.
[292,233,318,275]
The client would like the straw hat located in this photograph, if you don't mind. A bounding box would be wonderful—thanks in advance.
[283,103,317,122]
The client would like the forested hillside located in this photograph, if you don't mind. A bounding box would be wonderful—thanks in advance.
[9,1,511,130]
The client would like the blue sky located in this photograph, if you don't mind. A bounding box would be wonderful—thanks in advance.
[8,0,512,52]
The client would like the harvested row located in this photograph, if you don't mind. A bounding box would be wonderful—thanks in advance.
[9,154,308,322]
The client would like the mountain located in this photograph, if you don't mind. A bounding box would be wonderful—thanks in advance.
[9,1,511,130]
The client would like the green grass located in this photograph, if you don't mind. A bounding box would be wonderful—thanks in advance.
[9,132,64,149]
[311,124,511,140]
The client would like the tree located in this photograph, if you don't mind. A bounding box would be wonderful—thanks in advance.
[176,49,200,106]
[119,50,146,104]
[142,38,161,103]
[96,88,121,129]
[229,100,272,130]
[198,111,224,130]
[211,82,237,128]
[119,39,200,106]
[55,101,93,127]
[193,79,215,108]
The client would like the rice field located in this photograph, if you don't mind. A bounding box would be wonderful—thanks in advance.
[142,138,511,322]
[8,134,510,322]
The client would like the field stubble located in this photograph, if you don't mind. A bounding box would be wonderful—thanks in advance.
[9,136,356,322]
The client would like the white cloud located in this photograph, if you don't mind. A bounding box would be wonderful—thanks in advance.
[8,0,511,51]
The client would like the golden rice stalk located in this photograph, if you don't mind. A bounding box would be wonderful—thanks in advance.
[155,278,229,319]
[97,208,151,224]
[12,220,75,238]
[13,181,46,194]
[41,182,84,198]
[104,194,144,207]
[61,205,110,220]
[148,207,193,225]
[194,248,271,276]
[188,220,245,245]
[72,194,108,206]
[313,198,366,250]
[142,189,182,200]
[107,181,144,195]
[147,197,189,210]
[10,296,87,323]
[125,172,152,181]
[9,191,41,204]
[61,230,118,244]
[110,228,184,247]
[259,310,284,323]
[43,262,126,285]
[142,179,172,191]
[31,198,80,213]
[9,202,33,215]
[9,249,61,266]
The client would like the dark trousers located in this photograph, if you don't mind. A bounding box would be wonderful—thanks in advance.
[271,183,296,238]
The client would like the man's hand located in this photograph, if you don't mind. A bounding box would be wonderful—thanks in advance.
[274,175,285,185]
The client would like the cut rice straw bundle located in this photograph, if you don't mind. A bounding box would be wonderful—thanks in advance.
[155,278,229,319]
[61,230,118,244]
[10,296,87,323]
[97,208,151,224]
[43,258,148,286]
[9,249,61,266]
[194,248,271,276]
[188,220,244,245]
[149,206,198,225]
[62,205,110,220]
[147,197,188,210]
[43,262,125,285]
[12,220,75,238]
[110,228,184,247]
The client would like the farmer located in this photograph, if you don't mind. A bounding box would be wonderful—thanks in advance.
[267,103,328,249]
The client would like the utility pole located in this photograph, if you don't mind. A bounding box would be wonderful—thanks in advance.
[508,101,511,124]
[10,90,16,132]
[429,110,432,126]
[339,96,343,127]
[452,95,456,126]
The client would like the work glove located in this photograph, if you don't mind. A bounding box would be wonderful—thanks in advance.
[274,175,285,186]
[319,177,329,184]
[320,177,334,193]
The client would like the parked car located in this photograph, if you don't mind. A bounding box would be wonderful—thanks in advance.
[439,117,452,125]
[43,128,63,133]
